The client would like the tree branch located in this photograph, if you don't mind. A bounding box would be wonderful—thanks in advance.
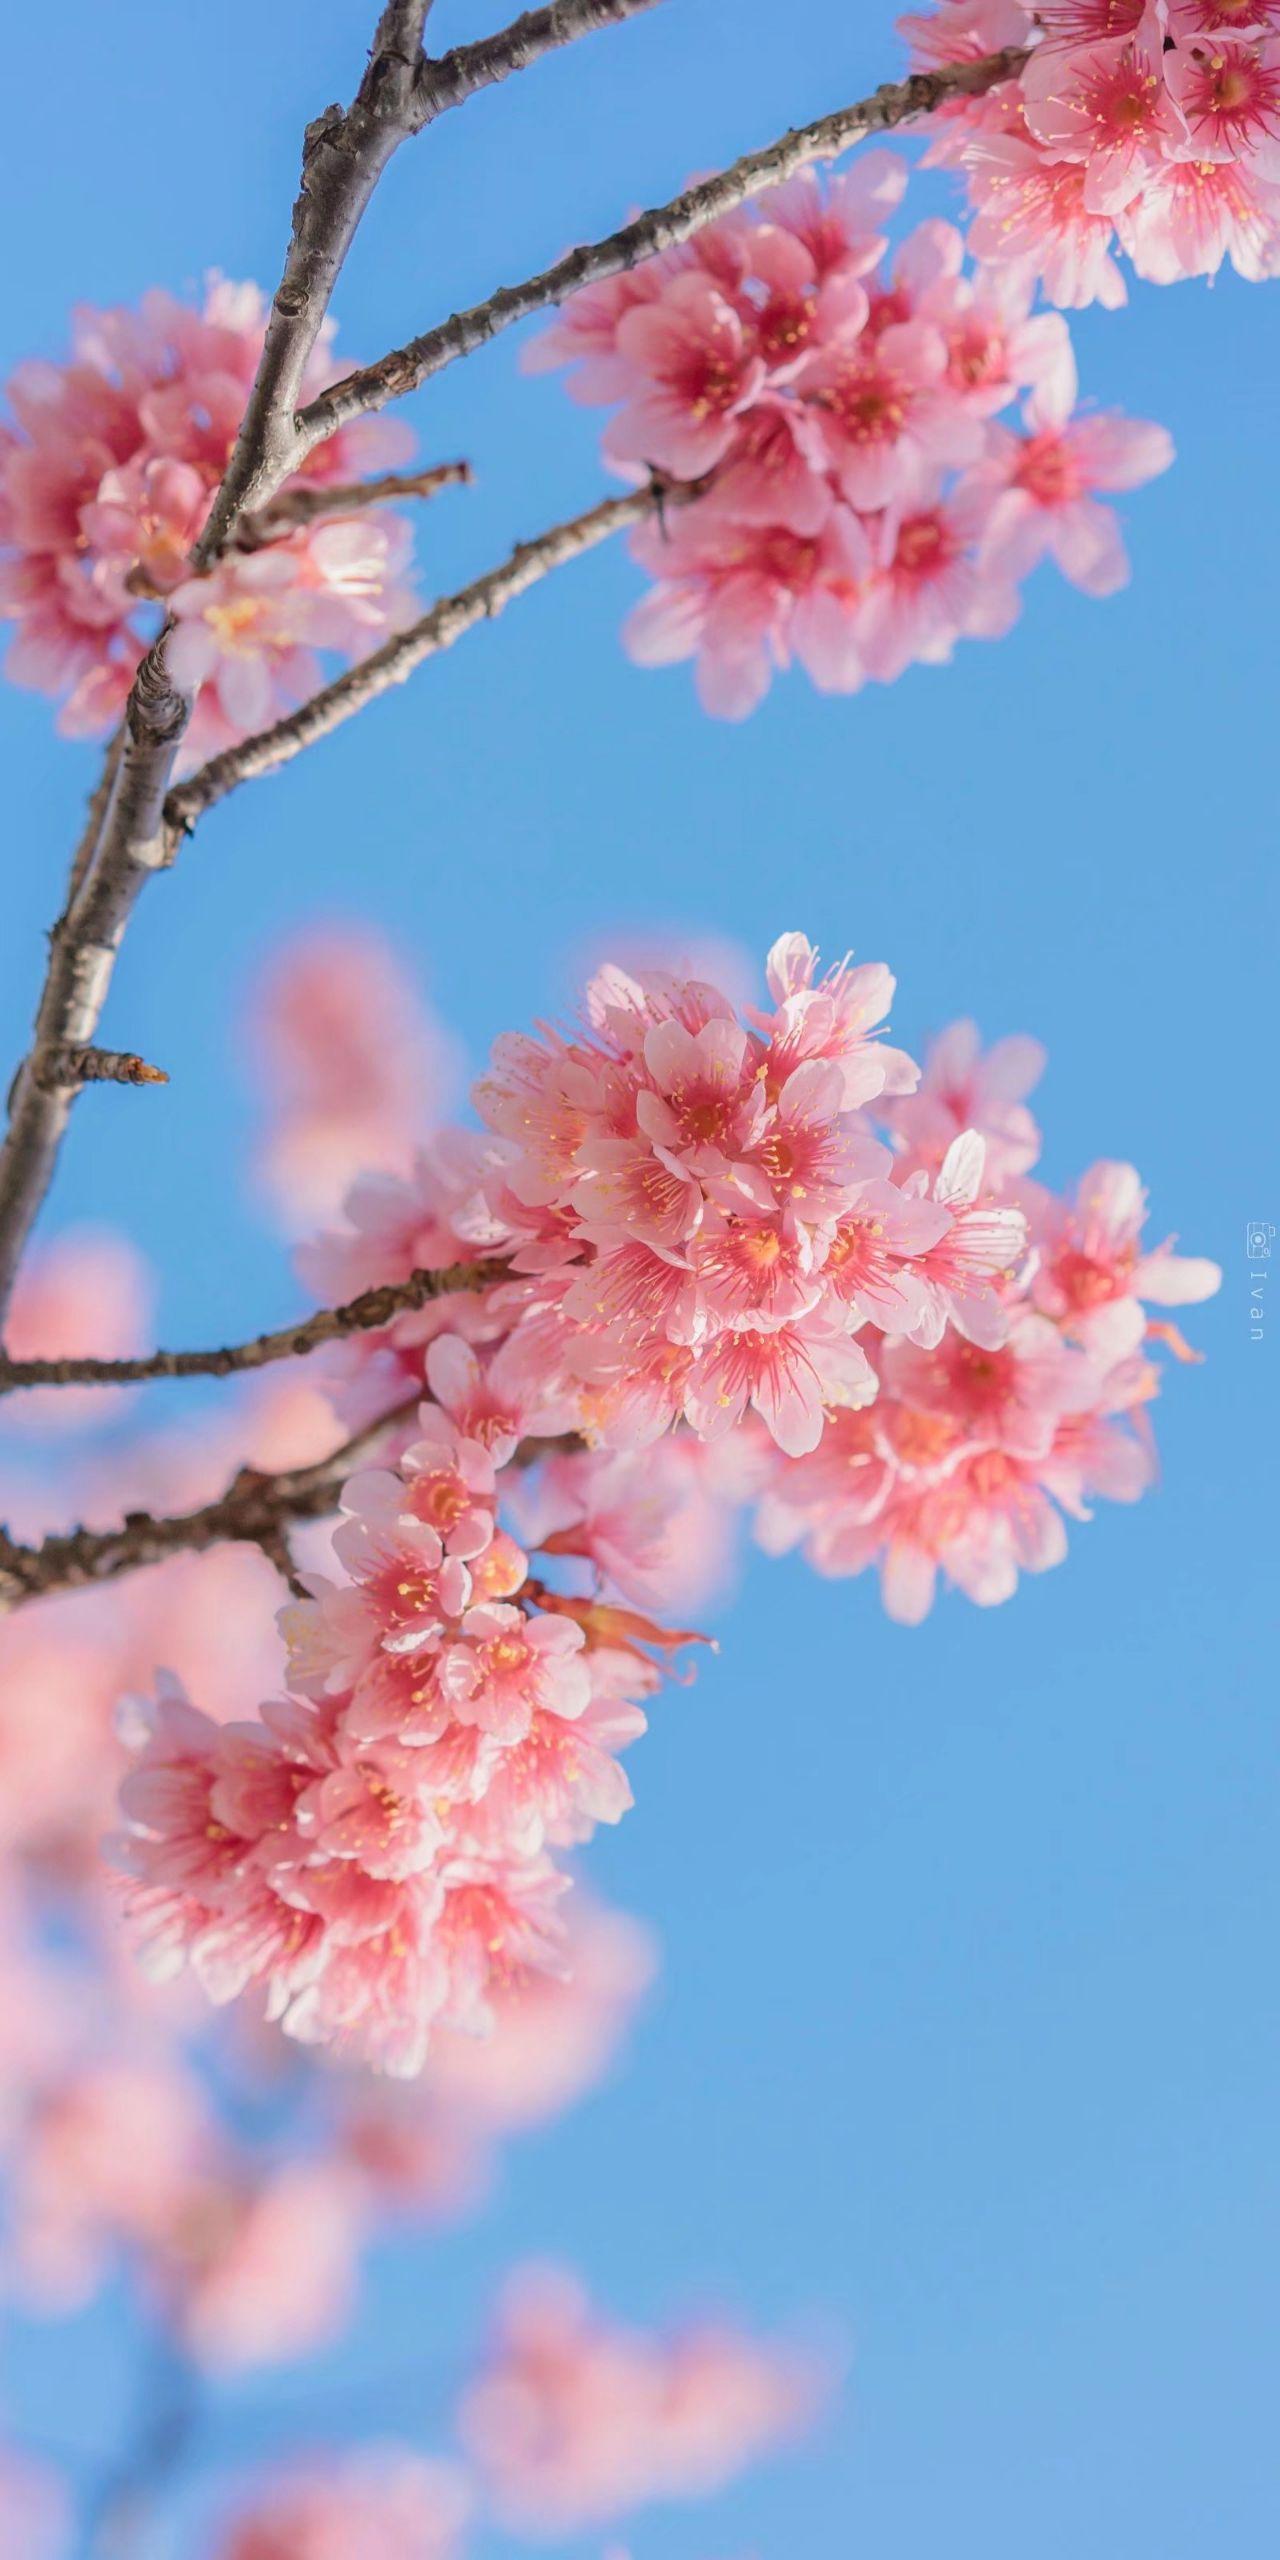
[0,1396,424,1612]
[295,46,1028,453]
[197,0,665,554]
[166,484,667,829]
[0,0,660,1326]
[0,1258,505,1395]
[0,641,188,1320]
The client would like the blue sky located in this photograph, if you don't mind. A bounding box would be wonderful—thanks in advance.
[1,4,1278,2555]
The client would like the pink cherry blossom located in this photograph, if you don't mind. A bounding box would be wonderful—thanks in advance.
[606,274,766,479]
[0,1225,152,1432]
[520,261,678,403]
[173,2156,367,2372]
[0,277,418,760]
[1114,147,1280,277]
[965,351,1173,597]
[1032,2,1155,42]
[532,161,1175,714]
[245,927,463,1228]
[857,475,1020,681]
[919,260,1077,418]
[909,0,1280,293]
[625,501,872,717]
[883,1306,1100,1459]
[425,1896,658,2131]
[963,134,1132,307]
[910,1132,1028,1347]
[1164,31,1280,168]
[1021,35,1189,215]
[10,2052,213,2312]
[457,2264,821,2535]
[753,151,910,285]
[881,1017,1046,1184]
[1028,1158,1221,1361]
[1167,0,1280,30]
[216,2452,470,2560]
[802,318,983,509]
[438,1604,590,1745]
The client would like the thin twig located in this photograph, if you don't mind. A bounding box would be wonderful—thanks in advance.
[0,1395,423,1612]
[295,46,1029,453]
[237,459,472,545]
[166,483,668,827]
[35,1047,168,1092]
[414,0,665,124]
[0,1257,505,1394]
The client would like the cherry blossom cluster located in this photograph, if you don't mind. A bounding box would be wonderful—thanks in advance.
[902,1,1280,297]
[299,926,1218,1615]
[1,1855,654,2373]
[754,1015,1220,1617]
[456,2263,820,2537]
[113,1396,662,2076]
[0,278,416,761]
[112,929,1217,2070]
[527,153,1172,715]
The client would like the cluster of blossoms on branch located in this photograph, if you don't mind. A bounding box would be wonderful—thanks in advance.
[1,1270,795,2547]
[0,279,418,759]
[113,930,1218,2073]
[0,0,1259,2536]
[530,149,1173,714]
[906,1,1280,300]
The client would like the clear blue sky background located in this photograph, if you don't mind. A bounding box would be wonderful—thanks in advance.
[1,4,1278,2555]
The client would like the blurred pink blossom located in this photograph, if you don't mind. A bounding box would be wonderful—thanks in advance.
[216,2451,470,2560]
[245,927,464,1230]
[1,1226,152,1432]
[458,2264,822,2536]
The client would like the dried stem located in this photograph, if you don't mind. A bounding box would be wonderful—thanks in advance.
[295,46,1028,453]
[0,1258,506,1394]
[0,1397,422,1614]
[0,0,660,1325]
[166,484,667,828]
